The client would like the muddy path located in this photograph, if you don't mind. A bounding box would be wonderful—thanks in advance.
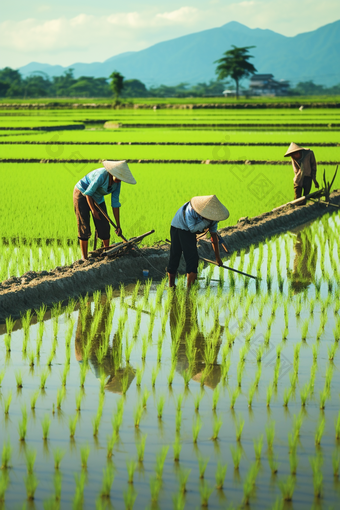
[1,191,340,322]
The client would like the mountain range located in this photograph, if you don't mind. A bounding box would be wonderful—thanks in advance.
[18,20,340,87]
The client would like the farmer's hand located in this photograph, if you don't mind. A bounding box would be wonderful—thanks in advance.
[115,226,122,237]
[216,256,223,267]
[92,210,101,220]
[314,180,320,188]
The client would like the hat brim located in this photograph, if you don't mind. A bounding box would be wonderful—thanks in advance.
[191,196,229,222]
[102,160,136,185]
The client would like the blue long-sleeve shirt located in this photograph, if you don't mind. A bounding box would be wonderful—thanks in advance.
[171,202,218,234]
[76,168,121,207]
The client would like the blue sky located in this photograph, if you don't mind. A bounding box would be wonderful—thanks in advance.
[1,0,339,68]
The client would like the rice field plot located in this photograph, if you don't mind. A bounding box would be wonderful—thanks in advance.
[0,213,340,509]
[2,143,340,162]
[2,128,340,144]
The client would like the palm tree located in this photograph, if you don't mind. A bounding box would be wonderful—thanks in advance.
[215,46,257,99]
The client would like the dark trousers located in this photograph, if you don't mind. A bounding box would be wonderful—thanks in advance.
[294,176,312,204]
[167,226,199,274]
[73,187,110,241]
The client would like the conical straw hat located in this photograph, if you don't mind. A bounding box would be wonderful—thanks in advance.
[284,143,305,157]
[190,195,229,221]
[102,160,136,184]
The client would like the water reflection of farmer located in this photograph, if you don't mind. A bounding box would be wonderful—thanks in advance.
[75,300,135,394]
[73,160,136,260]
[287,230,317,293]
[284,143,319,205]
[169,294,223,389]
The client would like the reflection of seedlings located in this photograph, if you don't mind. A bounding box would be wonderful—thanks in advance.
[157,395,165,419]
[230,445,242,470]
[237,362,244,387]
[54,471,62,501]
[41,414,51,440]
[212,385,220,410]
[178,468,191,493]
[310,455,323,498]
[325,365,334,390]
[136,434,147,463]
[25,449,36,474]
[73,472,86,508]
[235,416,245,442]
[212,416,222,441]
[315,418,325,445]
[1,441,11,469]
[279,476,295,501]
[192,416,202,443]
[53,448,65,470]
[176,410,182,433]
[254,365,262,387]
[121,373,129,395]
[24,473,39,500]
[125,337,133,364]
[15,370,23,389]
[309,364,317,394]
[107,432,117,459]
[150,476,161,504]
[198,456,209,479]
[155,446,169,479]
[332,451,340,477]
[253,435,263,461]
[215,462,227,490]
[290,371,298,390]
[173,437,181,462]
[290,449,298,475]
[134,404,143,428]
[200,481,213,507]
[268,454,279,474]
[335,412,340,439]
[292,414,303,437]
[126,460,137,484]
[69,415,78,438]
[80,444,90,469]
[266,422,275,450]
[101,466,114,498]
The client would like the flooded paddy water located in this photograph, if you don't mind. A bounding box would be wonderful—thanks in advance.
[0,212,340,510]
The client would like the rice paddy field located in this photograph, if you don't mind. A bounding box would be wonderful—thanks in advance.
[0,104,340,509]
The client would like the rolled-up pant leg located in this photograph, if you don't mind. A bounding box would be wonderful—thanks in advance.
[167,226,198,274]
[93,201,110,240]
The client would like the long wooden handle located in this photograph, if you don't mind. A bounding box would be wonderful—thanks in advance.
[199,256,258,280]
[93,201,128,243]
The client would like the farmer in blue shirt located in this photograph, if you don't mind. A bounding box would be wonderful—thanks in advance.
[168,195,229,288]
[73,160,136,260]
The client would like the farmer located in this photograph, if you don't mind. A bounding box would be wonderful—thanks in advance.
[73,160,136,260]
[284,143,319,204]
[167,195,229,288]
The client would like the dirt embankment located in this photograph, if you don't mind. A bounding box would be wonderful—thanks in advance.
[1,191,340,322]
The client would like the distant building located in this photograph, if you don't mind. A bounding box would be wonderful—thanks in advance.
[249,74,290,96]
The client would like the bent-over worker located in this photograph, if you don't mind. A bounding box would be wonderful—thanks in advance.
[167,195,229,288]
[284,142,319,205]
[73,160,136,260]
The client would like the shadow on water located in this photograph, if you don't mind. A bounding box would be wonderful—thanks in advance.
[74,299,135,394]
[169,292,223,389]
[287,222,318,294]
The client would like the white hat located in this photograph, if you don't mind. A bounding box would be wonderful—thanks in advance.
[191,195,229,221]
[102,160,136,184]
[284,143,305,157]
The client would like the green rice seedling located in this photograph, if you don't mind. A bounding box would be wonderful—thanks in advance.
[79,362,88,388]
[0,370,4,387]
[301,320,309,341]
[192,415,202,443]
[248,382,256,407]
[5,315,15,334]
[215,462,227,490]
[199,481,213,507]
[325,365,334,391]
[253,435,263,461]
[290,450,298,475]
[53,448,65,470]
[300,384,309,407]
[335,412,340,439]
[276,344,282,359]
[100,466,114,498]
[289,371,298,389]
[135,366,143,387]
[176,410,182,432]
[69,414,78,438]
[73,471,86,508]
[24,473,39,500]
[105,285,114,302]
[319,388,329,410]
[230,445,242,470]
[41,414,51,440]
[264,329,271,346]
[1,441,11,470]
[212,384,220,410]
[93,289,101,307]
[155,446,169,479]
[268,454,279,474]
[332,451,340,477]
[328,342,337,361]
[295,296,302,317]
[194,392,203,412]
[288,432,298,454]
[141,335,148,360]
[309,364,317,394]
[283,388,292,407]
[136,434,147,463]
[126,460,137,484]
[120,283,125,304]
[142,387,150,408]
[150,476,161,503]
[178,468,191,493]
[151,366,159,387]
[40,369,48,390]
[99,373,106,395]
[56,387,66,410]
[157,395,165,419]
[212,416,223,441]
[80,444,90,469]
[18,406,28,441]
[282,327,289,341]
[125,337,134,365]
[121,373,129,395]
[106,432,117,459]
[168,362,176,386]
[75,390,83,412]
[310,455,323,498]
[312,344,318,362]
[266,422,275,450]
[254,364,262,387]
[4,334,11,353]
[279,476,295,502]
[230,387,239,409]
[29,390,39,410]
[235,416,245,442]
[267,384,273,407]
[173,437,181,462]
[134,403,143,428]
[198,456,209,479]
[182,367,192,387]
[25,448,36,474]
[3,392,12,415]
[309,297,316,315]
[173,492,185,510]
[15,369,23,389]
[0,472,9,501]
[292,413,303,437]
[315,418,325,445]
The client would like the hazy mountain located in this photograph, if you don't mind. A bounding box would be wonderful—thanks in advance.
[18,20,340,87]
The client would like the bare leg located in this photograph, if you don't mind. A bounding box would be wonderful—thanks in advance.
[80,240,88,260]
[187,272,197,288]
[103,239,110,249]
[168,273,176,288]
